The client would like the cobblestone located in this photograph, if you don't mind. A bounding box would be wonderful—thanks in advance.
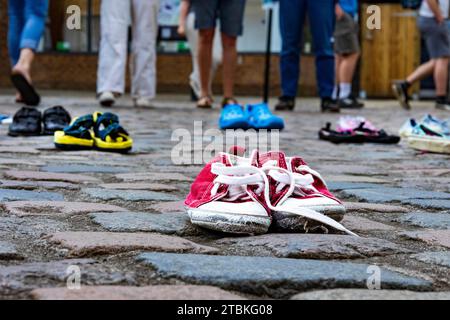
[0,93,448,299]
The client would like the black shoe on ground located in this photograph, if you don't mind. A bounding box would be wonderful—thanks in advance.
[338,95,364,109]
[275,96,295,111]
[43,106,71,135]
[392,81,411,110]
[8,107,42,137]
[319,123,365,144]
[436,100,450,111]
[321,98,340,113]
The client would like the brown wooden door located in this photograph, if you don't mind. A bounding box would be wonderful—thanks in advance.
[360,3,420,98]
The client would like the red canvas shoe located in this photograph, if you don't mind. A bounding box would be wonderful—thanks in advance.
[185,150,272,235]
[258,151,352,234]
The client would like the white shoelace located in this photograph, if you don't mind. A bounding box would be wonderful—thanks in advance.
[210,162,358,237]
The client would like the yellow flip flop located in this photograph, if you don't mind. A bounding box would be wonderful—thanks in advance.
[92,112,133,153]
[54,115,94,150]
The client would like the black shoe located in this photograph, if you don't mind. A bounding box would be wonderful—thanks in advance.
[436,101,450,111]
[321,98,340,113]
[275,96,295,111]
[392,81,411,110]
[10,72,40,106]
[338,95,364,109]
[8,107,42,137]
[353,122,401,144]
[42,106,71,135]
[319,123,365,144]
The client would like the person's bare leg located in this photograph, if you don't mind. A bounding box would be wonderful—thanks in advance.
[221,33,238,99]
[434,57,449,96]
[12,48,34,82]
[339,53,359,83]
[406,60,436,84]
[198,29,215,99]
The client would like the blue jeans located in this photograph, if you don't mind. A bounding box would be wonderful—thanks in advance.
[279,0,335,98]
[8,0,49,66]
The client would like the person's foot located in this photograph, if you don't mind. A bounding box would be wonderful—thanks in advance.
[12,64,31,83]
[321,98,340,113]
[197,96,213,109]
[15,92,24,104]
[275,96,295,111]
[338,95,364,109]
[221,97,239,108]
[435,100,450,111]
[98,91,117,107]
[392,81,411,110]
[134,97,154,108]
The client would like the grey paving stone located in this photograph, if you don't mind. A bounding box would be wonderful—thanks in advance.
[84,188,179,202]
[0,180,79,190]
[41,165,130,174]
[291,289,450,300]
[398,212,450,229]
[0,241,23,260]
[31,285,245,300]
[342,187,450,203]
[411,252,450,268]
[402,230,450,248]
[0,259,132,295]
[217,234,411,259]
[91,212,191,235]
[400,199,450,210]
[0,189,63,202]
[137,253,431,297]
[328,182,381,191]
[4,170,101,183]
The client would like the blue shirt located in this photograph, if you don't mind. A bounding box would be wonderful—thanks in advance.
[339,0,358,16]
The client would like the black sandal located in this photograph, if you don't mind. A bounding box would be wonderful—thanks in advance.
[8,107,42,137]
[10,71,40,106]
[43,106,72,135]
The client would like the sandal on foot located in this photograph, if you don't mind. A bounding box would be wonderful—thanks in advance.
[10,71,40,106]
[93,112,133,153]
[54,115,95,150]
[197,96,213,109]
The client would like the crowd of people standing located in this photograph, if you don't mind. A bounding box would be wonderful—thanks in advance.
[4,0,450,112]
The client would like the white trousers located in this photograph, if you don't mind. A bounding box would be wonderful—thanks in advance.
[185,11,222,97]
[97,0,159,99]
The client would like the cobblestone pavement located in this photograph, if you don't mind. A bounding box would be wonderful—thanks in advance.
[0,91,449,300]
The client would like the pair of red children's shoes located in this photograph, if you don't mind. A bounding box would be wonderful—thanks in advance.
[185,148,356,236]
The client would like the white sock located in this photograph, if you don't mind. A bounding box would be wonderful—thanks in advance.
[339,83,352,99]
[332,86,339,100]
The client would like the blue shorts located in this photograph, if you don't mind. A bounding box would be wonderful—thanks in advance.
[192,0,246,37]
